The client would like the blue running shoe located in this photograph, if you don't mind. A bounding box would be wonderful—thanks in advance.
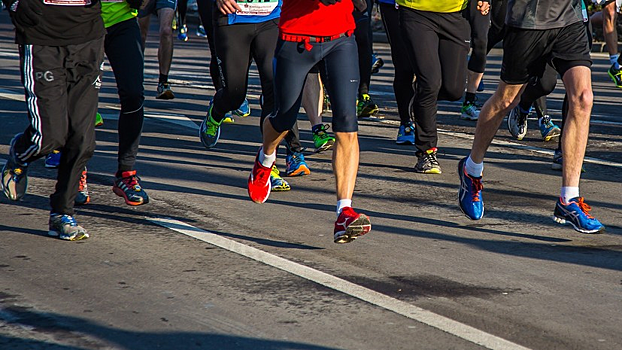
[177,24,188,42]
[396,123,415,145]
[553,197,604,234]
[233,98,251,117]
[270,166,290,191]
[457,157,484,220]
[199,103,222,149]
[48,214,89,241]
[1,133,29,201]
[539,115,561,142]
[45,150,61,169]
[285,152,310,177]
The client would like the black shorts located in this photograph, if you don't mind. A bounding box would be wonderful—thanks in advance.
[501,21,591,84]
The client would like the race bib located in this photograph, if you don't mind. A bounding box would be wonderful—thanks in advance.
[236,0,278,16]
[43,0,92,5]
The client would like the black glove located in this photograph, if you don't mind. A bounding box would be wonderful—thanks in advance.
[7,0,42,32]
[126,0,143,9]
[319,0,340,6]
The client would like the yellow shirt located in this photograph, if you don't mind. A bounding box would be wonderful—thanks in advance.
[396,0,468,13]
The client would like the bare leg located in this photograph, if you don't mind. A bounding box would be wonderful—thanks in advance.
[157,8,175,77]
[470,81,525,163]
[465,70,484,94]
[560,66,593,187]
[333,132,359,200]
[302,72,324,127]
[262,119,289,156]
[602,2,618,57]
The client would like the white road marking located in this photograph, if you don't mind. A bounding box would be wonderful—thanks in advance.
[150,217,531,350]
[375,119,622,169]
[0,88,24,102]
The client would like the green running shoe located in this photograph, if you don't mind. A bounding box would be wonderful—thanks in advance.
[356,93,379,118]
[312,124,335,153]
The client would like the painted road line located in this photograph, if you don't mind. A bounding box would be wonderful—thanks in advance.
[373,118,622,169]
[150,217,530,350]
[0,88,24,102]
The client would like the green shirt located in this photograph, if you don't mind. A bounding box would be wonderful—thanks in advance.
[101,1,137,28]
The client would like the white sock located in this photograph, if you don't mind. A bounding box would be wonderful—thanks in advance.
[336,199,352,217]
[561,187,580,204]
[465,156,483,178]
[259,148,276,168]
[610,54,620,69]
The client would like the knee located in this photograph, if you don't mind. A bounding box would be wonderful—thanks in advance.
[441,85,464,101]
[569,88,593,112]
[160,26,173,39]
[416,80,442,100]
[120,91,144,114]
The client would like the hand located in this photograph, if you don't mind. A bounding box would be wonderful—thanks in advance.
[319,0,340,6]
[126,0,144,9]
[217,0,241,15]
[477,0,489,15]
[8,0,43,32]
[352,0,366,12]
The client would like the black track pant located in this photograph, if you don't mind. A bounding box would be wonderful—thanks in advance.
[380,2,415,126]
[15,37,104,215]
[211,19,302,152]
[466,0,490,73]
[400,7,470,153]
[196,0,222,90]
[354,0,373,96]
[178,0,188,27]
[105,18,145,173]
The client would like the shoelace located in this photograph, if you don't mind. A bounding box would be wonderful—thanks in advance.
[78,171,87,192]
[575,197,594,219]
[470,177,484,202]
[121,175,139,190]
[206,117,220,136]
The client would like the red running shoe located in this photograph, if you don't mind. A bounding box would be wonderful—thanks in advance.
[333,207,371,244]
[248,151,273,203]
[112,170,149,206]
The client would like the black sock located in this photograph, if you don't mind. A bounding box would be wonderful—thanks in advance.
[464,92,476,104]
[159,74,168,84]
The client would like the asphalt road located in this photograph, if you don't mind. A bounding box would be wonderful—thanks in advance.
[1,12,621,350]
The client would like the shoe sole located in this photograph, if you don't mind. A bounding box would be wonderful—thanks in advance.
[156,91,175,100]
[542,128,561,142]
[414,168,442,174]
[506,114,526,140]
[458,159,484,220]
[552,215,605,234]
[286,166,310,177]
[48,229,90,241]
[75,196,90,206]
[607,71,622,88]
[358,105,380,118]
[395,140,414,145]
[315,140,335,153]
[334,215,371,244]
[112,187,146,206]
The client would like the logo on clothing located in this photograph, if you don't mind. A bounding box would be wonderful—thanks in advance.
[93,76,102,89]
[35,71,54,82]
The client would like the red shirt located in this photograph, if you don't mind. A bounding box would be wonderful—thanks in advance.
[279,0,355,37]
